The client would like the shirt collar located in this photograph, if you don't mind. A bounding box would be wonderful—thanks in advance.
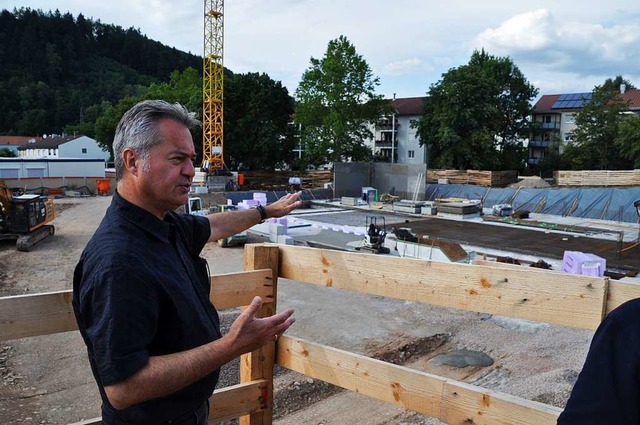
[111,191,173,244]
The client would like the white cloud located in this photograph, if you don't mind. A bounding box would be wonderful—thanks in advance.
[383,58,426,76]
[474,9,555,53]
[472,8,640,77]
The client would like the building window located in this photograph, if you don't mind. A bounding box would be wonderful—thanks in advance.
[565,114,575,124]
[0,169,19,178]
[408,150,415,159]
[564,133,574,143]
[26,168,45,177]
[82,148,87,154]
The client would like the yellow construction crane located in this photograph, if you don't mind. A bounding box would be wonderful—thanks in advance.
[202,0,224,172]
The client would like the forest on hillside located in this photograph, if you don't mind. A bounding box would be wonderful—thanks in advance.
[0,8,200,136]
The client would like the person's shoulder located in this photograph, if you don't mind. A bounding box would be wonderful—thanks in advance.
[82,215,146,268]
[604,298,640,328]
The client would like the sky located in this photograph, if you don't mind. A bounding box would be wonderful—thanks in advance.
[3,0,640,102]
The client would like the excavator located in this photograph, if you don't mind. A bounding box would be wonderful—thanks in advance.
[0,180,55,251]
[355,216,391,254]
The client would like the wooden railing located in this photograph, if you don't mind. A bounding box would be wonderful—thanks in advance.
[3,243,640,424]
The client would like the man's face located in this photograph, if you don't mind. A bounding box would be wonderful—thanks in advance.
[137,118,196,217]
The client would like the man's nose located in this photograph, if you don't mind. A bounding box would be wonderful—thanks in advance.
[184,160,196,177]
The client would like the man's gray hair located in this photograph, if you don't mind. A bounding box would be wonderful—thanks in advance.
[113,100,200,179]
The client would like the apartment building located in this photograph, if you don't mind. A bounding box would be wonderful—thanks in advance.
[369,96,426,164]
[529,88,640,165]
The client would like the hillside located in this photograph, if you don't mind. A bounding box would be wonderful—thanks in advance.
[0,8,201,136]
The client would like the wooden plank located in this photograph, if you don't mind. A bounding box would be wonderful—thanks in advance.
[278,245,608,330]
[67,380,268,425]
[606,280,640,314]
[0,290,77,341]
[277,335,445,418]
[555,169,640,187]
[0,270,274,341]
[209,379,268,423]
[277,336,560,424]
[240,244,280,425]
[441,380,561,425]
[211,269,274,310]
[69,419,101,425]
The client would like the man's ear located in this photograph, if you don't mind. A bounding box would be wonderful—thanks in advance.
[122,149,139,176]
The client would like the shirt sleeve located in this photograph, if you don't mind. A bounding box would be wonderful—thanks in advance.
[170,212,211,257]
[79,263,160,386]
[557,299,640,424]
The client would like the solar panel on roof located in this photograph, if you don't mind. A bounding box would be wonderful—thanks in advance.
[551,92,593,109]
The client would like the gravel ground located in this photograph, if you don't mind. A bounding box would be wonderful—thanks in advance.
[0,196,593,424]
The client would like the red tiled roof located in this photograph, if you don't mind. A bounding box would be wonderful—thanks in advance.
[533,95,560,113]
[0,136,41,145]
[621,89,640,109]
[390,97,425,116]
[16,135,79,150]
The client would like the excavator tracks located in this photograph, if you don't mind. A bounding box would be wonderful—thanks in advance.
[16,225,55,252]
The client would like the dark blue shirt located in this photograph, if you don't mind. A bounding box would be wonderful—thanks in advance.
[558,298,640,424]
[73,192,221,424]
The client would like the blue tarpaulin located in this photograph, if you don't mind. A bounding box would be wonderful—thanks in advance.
[425,184,640,224]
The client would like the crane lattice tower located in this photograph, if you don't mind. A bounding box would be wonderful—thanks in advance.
[203,0,224,171]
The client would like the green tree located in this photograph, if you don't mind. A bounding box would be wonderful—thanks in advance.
[0,148,16,157]
[295,35,387,166]
[414,49,537,170]
[564,83,633,169]
[615,115,640,168]
[225,72,295,170]
[94,96,143,158]
[602,75,636,92]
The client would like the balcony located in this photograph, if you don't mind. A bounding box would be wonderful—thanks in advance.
[528,140,553,148]
[375,140,394,147]
[528,158,541,165]
[541,122,561,129]
[376,122,399,130]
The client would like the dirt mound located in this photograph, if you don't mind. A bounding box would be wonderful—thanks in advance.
[509,177,551,188]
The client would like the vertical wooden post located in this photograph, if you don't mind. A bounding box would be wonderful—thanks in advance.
[239,244,280,425]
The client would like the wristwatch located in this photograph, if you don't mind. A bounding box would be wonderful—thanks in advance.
[255,204,268,223]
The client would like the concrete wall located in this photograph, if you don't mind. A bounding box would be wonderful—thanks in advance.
[2,176,115,194]
[334,162,371,198]
[372,163,427,200]
[333,162,427,200]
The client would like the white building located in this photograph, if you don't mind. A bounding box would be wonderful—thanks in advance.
[1,134,109,179]
[0,158,107,179]
[529,88,640,165]
[369,97,426,164]
[18,134,109,161]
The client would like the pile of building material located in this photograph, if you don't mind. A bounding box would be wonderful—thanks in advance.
[435,199,482,217]
[427,169,518,186]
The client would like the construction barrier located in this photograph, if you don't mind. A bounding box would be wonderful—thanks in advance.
[3,244,637,424]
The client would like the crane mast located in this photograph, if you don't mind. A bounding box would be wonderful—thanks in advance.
[203,0,224,172]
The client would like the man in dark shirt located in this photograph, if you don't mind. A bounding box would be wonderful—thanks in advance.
[557,298,640,424]
[73,100,300,424]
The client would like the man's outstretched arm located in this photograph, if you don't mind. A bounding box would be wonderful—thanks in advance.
[104,297,294,410]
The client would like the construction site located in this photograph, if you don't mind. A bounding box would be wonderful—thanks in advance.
[2,167,640,424]
[3,1,640,425]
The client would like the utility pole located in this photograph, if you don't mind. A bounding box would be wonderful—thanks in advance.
[298,122,302,159]
[391,93,396,163]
